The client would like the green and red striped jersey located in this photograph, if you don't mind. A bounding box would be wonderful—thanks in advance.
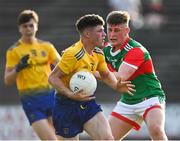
[103,38,165,104]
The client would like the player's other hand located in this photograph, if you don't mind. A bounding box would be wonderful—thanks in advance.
[116,78,135,95]
[68,89,96,101]
[93,71,102,80]
[16,54,30,72]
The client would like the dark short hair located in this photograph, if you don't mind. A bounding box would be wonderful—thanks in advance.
[106,11,130,25]
[17,10,39,25]
[76,14,105,34]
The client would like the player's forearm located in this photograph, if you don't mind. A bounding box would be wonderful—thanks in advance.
[4,68,17,85]
[48,75,73,97]
[52,58,60,67]
[93,71,102,80]
[114,71,130,81]
[101,71,117,90]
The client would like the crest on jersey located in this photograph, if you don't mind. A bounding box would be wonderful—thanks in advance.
[63,128,69,134]
[41,51,46,57]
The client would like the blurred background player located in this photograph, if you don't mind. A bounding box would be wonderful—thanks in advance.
[108,0,144,30]
[104,11,168,140]
[4,10,60,140]
[48,14,135,140]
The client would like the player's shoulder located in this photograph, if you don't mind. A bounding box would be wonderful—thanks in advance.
[93,47,104,55]
[65,41,83,54]
[128,38,144,48]
[126,39,149,57]
[8,41,21,51]
[37,39,54,47]
[63,41,85,60]
[103,42,112,50]
[125,38,147,52]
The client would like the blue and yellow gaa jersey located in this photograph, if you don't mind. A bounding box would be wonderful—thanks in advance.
[57,40,108,88]
[6,39,60,94]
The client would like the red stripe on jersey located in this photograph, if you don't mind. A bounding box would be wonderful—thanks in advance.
[119,38,130,50]
[128,59,155,80]
[107,63,116,72]
[123,47,154,80]
[124,48,144,67]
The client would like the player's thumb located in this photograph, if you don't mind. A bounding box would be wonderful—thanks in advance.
[117,77,122,83]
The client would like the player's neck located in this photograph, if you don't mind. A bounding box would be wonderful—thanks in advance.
[113,36,130,52]
[21,36,37,44]
[81,39,94,54]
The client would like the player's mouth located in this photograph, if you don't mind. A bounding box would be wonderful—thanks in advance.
[110,39,117,42]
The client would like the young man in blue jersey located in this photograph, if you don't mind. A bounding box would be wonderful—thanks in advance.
[104,11,168,140]
[48,14,135,140]
[4,10,60,140]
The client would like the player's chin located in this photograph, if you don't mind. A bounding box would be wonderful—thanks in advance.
[25,34,33,38]
[109,41,117,47]
[97,40,104,47]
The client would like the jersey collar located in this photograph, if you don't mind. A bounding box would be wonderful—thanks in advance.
[19,38,38,45]
[79,39,83,46]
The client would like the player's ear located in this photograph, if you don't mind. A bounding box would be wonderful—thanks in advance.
[87,32,91,38]
[18,25,22,34]
[35,23,38,32]
[125,27,130,34]
[83,30,90,38]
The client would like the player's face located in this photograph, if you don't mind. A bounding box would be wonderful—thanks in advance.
[107,23,129,47]
[88,25,106,47]
[18,19,38,38]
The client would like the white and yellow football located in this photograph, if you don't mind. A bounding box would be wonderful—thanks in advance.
[69,71,97,96]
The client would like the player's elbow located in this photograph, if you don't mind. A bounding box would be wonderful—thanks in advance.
[48,73,54,85]
[4,77,13,86]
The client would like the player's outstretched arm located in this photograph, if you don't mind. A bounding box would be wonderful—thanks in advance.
[99,69,135,95]
[116,77,135,95]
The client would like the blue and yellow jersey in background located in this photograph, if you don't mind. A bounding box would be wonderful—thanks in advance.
[57,40,108,90]
[6,39,60,95]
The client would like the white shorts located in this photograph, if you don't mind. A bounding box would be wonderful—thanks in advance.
[111,97,165,130]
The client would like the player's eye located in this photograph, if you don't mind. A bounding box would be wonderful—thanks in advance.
[22,24,34,28]
[107,28,112,32]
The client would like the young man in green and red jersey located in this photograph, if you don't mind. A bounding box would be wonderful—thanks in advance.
[104,11,168,140]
